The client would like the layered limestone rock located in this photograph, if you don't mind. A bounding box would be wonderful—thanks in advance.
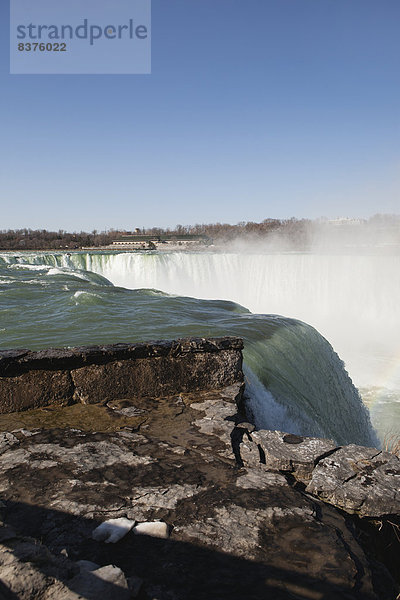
[238,428,338,482]
[238,428,400,518]
[0,339,399,600]
[306,445,400,518]
[0,338,243,413]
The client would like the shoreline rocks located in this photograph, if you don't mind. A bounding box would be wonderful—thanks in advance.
[0,339,399,599]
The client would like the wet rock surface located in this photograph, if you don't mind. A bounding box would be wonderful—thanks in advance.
[0,338,398,600]
[0,383,397,599]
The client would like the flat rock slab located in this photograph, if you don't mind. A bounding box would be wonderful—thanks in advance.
[0,427,381,600]
[306,445,400,517]
[0,384,398,599]
[239,429,337,482]
[0,409,393,598]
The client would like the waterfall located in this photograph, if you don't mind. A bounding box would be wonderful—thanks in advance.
[1,249,396,446]
[60,250,400,391]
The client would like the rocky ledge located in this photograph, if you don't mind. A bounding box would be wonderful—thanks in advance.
[0,338,399,600]
[0,337,243,413]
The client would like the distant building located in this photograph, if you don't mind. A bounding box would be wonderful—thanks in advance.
[325,218,366,226]
[112,233,211,249]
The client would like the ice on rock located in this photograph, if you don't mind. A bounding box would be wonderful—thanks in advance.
[92,517,135,543]
[133,521,169,538]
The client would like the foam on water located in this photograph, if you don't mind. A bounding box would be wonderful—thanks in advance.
[9,263,49,271]
[244,366,298,433]
[72,290,102,305]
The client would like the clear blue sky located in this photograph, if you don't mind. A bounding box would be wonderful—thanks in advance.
[1,0,399,231]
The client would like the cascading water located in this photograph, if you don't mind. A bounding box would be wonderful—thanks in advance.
[1,249,397,446]
[62,250,400,441]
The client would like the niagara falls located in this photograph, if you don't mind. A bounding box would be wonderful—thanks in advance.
[1,1,400,596]
[1,244,398,448]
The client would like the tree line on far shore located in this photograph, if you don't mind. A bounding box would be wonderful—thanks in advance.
[0,229,120,250]
[0,219,311,250]
[0,214,399,250]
